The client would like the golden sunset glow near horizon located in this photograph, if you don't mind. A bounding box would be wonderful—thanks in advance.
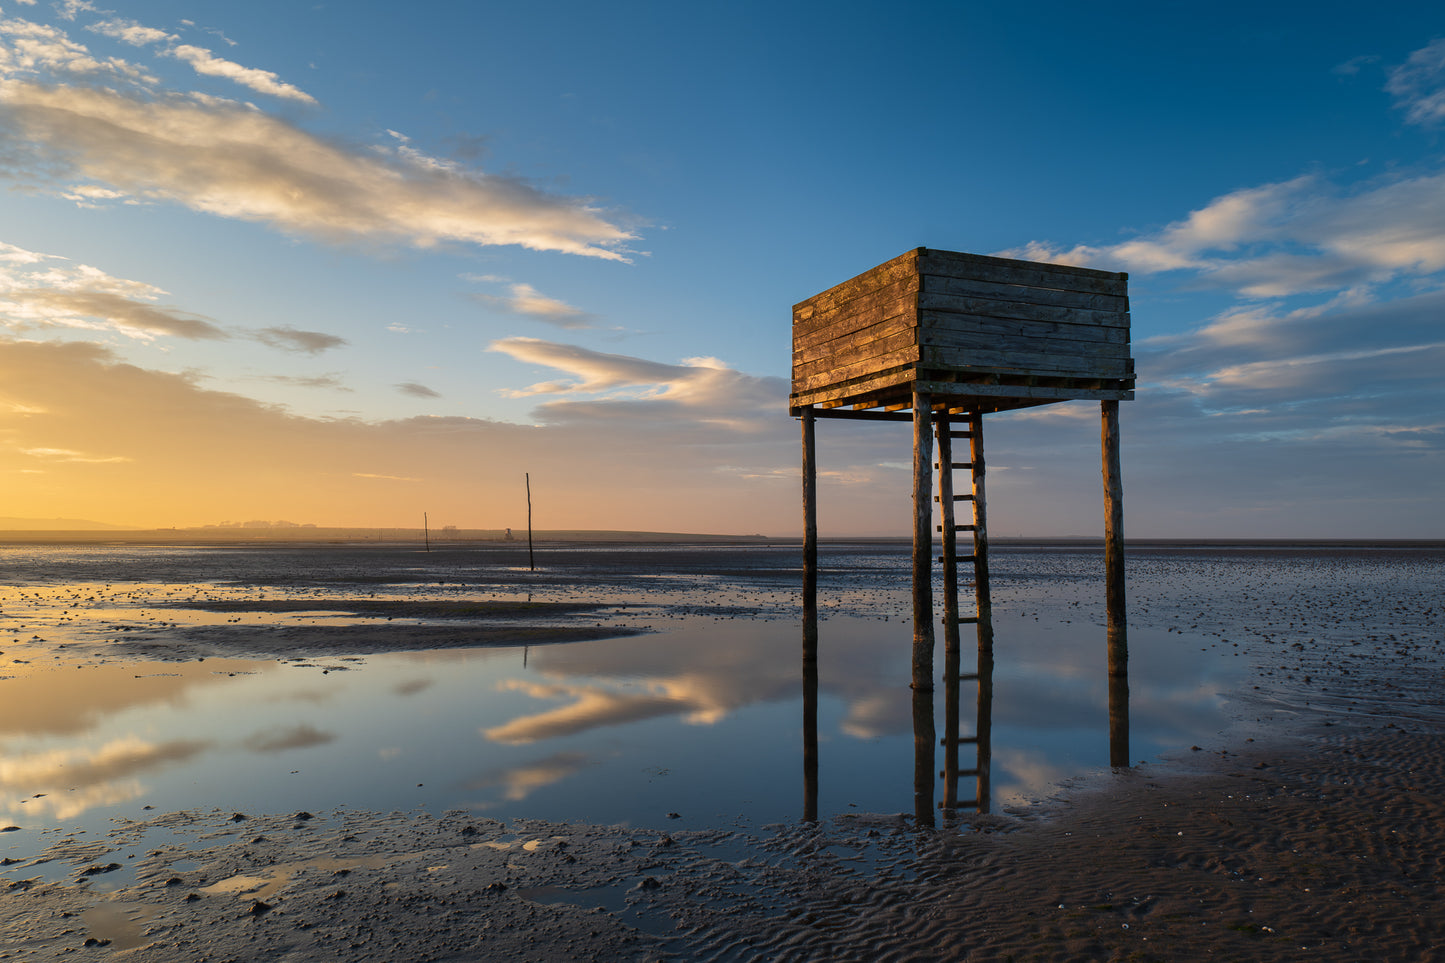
[2,1,1443,537]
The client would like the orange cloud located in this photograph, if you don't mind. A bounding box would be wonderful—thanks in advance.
[0,336,855,532]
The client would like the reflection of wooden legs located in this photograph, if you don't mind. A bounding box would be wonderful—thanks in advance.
[912,685,935,827]
[802,607,818,824]
[1102,400,1129,768]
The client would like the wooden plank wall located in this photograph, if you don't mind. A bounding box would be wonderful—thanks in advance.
[790,248,1133,410]
[917,250,1131,381]
[791,249,922,397]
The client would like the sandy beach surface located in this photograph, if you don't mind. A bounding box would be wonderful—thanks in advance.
[2,540,1442,961]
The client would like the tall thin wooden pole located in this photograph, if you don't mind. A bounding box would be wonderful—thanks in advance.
[801,407,819,822]
[1101,400,1129,767]
[802,409,817,617]
[911,390,934,691]
[526,473,535,572]
[423,512,430,552]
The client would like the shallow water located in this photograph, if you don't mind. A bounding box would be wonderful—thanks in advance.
[2,540,1439,888]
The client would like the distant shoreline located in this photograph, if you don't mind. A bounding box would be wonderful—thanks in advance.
[1,529,1441,549]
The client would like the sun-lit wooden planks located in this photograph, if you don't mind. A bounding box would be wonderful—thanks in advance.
[790,247,1134,414]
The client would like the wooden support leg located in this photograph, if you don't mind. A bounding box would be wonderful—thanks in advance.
[1102,400,1129,767]
[801,408,820,821]
[911,390,934,691]
[802,408,818,619]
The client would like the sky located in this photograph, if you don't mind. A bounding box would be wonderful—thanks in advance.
[1,0,1442,537]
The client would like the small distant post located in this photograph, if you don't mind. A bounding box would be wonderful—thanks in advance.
[525,471,537,569]
[423,512,430,552]
[525,473,536,572]
[1102,400,1129,766]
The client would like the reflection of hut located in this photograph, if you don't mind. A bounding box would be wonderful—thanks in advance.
[793,247,1134,766]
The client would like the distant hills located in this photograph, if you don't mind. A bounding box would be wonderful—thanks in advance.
[0,516,131,530]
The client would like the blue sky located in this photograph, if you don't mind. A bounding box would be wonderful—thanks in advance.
[1,0,1442,536]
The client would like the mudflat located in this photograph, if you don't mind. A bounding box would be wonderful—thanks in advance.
[2,540,1441,960]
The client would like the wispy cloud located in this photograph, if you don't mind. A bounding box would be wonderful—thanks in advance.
[395,382,440,398]
[0,336,812,532]
[8,288,227,339]
[167,43,316,104]
[352,472,421,482]
[0,81,635,258]
[87,15,314,102]
[87,14,315,102]
[470,282,595,329]
[487,337,789,435]
[1004,41,1445,306]
[1387,37,1445,126]
[259,373,351,391]
[254,326,347,354]
[1004,169,1445,298]
[489,337,698,396]
[53,1,98,22]
[1331,54,1379,77]
[0,242,227,340]
[0,15,152,81]
[0,9,638,258]
[20,445,129,463]
[88,17,173,48]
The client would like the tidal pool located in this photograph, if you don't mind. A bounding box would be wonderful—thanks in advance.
[0,540,1282,883]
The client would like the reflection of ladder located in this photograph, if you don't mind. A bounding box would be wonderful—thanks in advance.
[936,411,994,814]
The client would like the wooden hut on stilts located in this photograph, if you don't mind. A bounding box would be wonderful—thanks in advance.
[793,248,1136,810]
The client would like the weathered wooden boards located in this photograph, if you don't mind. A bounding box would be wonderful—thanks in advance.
[790,248,1134,413]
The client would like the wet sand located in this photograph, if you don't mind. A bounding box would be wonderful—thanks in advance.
[2,541,1442,960]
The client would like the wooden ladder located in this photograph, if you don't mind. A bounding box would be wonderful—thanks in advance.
[935,410,994,814]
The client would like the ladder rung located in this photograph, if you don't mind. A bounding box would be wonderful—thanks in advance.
[958,672,980,681]
[954,494,975,501]
[955,524,977,532]
[955,616,980,624]
[958,736,980,744]
[958,768,981,777]
[949,431,974,438]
